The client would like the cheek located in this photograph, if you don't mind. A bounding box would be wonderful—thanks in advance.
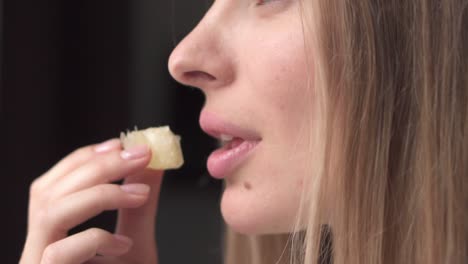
[221,11,314,235]
[249,39,312,129]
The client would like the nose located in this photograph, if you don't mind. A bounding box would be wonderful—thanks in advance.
[168,9,234,91]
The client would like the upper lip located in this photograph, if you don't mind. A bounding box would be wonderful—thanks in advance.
[199,110,261,141]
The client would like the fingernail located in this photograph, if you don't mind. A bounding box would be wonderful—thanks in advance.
[120,183,150,195]
[94,139,121,153]
[120,146,149,160]
[98,234,133,256]
[113,234,133,247]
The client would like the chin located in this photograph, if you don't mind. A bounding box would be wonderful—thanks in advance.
[220,198,264,235]
[219,181,267,235]
[220,181,292,235]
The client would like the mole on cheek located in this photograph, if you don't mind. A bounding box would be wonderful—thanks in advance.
[244,181,252,190]
[297,178,305,190]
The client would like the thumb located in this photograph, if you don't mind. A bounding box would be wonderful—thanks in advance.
[115,169,164,259]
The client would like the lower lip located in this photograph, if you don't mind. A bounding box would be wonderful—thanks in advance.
[207,138,260,179]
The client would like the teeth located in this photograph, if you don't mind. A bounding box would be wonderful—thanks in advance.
[220,134,233,141]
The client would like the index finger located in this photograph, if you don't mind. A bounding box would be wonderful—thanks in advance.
[34,139,122,190]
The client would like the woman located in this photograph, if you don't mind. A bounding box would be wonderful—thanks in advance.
[20,0,467,263]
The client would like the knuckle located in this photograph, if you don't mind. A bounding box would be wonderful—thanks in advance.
[35,205,54,228]
[89,158,110,177]
[66,145,96,165]
[98,184,119,197]
[42,244,62,264]
[94,154,118,175]
[94,185,115,209]
[35,208,47,226]
[35,203,66,232]
[73,145,94,158]
[30,178,45,197]
[87,228,107,241]
[89,156,118,180]
[95,184,110,195]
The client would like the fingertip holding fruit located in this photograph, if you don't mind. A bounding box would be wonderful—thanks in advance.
[94,139,122,153]
[120,126,184,170]
[120,146,150,160]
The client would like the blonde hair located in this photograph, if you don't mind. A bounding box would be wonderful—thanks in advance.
[224,0,468,264]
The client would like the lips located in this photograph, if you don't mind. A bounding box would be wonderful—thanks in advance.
[199,111,261,179]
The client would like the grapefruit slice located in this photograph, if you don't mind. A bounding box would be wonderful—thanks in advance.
[120,126,184,170]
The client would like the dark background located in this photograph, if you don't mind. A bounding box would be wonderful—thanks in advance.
[1,0,223,263]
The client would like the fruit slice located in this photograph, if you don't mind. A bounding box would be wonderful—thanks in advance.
[120,126,184,170]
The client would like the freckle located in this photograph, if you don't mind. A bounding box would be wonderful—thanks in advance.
[298,179,304,187]
[244,181,252,190]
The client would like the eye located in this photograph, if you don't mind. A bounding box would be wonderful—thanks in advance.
[256,0,280,6]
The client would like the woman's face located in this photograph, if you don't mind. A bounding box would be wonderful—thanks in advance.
[169,0,317,234]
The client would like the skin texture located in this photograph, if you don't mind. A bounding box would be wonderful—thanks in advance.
[169,0,316,234]
[20,140,162,263]
[20,0,315,262]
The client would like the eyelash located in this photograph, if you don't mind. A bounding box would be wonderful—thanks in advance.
[256,0,279,6]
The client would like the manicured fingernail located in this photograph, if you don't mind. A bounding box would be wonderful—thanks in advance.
[120,146,149,160]
[94,139,121,153]
[120,183,150,195]
[113,234,133,247]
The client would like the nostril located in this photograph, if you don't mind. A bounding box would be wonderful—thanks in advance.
[183,71,216,82]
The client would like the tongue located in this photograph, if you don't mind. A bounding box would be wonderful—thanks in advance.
[225,138,244,149]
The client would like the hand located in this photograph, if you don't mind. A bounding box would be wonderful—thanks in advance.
[19,139,164,264]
